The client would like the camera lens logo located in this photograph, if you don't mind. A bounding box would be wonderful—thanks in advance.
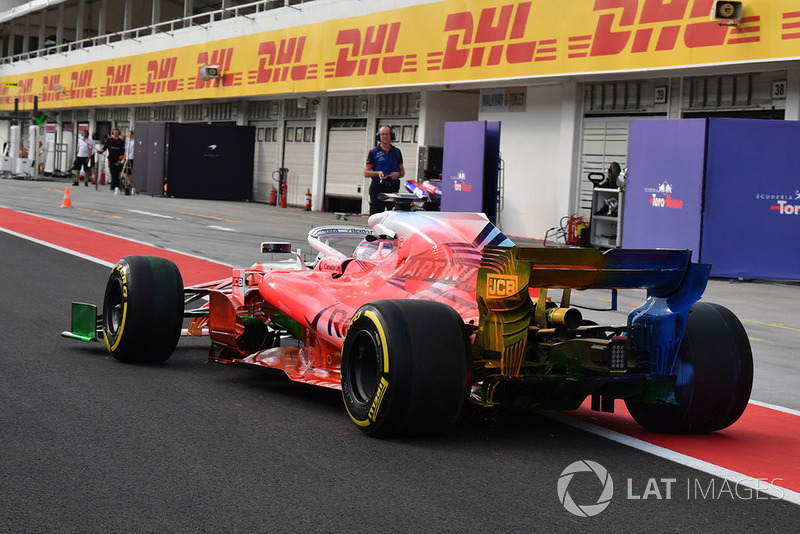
[557,460,614,517]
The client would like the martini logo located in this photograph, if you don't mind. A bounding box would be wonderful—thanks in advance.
[645,181,683,209]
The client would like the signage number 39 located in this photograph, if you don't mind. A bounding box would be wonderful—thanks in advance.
[654,86,667,104]
[772,81,787,100]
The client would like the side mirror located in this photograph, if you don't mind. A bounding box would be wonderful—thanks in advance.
[261,242,292,254]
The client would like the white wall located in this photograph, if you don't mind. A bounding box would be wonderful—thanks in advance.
[419,90,479,147]
[479,83,580,240]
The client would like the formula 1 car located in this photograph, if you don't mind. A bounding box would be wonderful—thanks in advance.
[62,210,753,437]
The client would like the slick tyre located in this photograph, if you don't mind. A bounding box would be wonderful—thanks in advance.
[103,256,184,364]
[626,302,753,433]
[341,300,469,437]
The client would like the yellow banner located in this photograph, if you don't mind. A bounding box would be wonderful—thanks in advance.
[1,0,798,111]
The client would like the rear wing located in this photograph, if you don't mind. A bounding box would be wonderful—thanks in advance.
[513,247,705,298]
[479,245,709,306]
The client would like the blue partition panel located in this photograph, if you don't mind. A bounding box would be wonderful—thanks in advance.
[441,121,500,222]
[483,121,501,224]
[441,121,487,214]
[701,119,800,280]
[622,119,707,262]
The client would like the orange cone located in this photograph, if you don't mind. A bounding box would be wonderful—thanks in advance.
[60,187,73,208]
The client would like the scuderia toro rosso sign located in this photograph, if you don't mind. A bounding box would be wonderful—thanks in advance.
[645,181,684,209]
[756,188,800,216]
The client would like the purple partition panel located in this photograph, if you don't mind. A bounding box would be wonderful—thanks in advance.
[622,119,707,262]
[702,119,800,280]
[441,121,487,213]
[483,121,501,223]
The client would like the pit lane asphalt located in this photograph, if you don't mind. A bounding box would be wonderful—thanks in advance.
[1,177,799,531]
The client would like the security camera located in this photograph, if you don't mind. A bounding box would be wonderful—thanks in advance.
[199,65,222,81]
[711,1,743,24]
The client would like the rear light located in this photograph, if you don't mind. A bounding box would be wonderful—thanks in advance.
[608,336,627,372]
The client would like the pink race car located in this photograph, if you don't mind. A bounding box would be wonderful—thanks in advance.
[63,210,752,437]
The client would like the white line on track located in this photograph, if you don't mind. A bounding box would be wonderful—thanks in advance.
[749,399,800,417]
[207,225,237,232]
[127,209,177,219]
[547,412,800,505]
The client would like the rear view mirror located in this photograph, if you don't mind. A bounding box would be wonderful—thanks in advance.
[261,242,292,254]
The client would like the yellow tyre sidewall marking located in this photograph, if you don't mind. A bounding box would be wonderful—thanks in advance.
[104,264,129,353]
[344,309,390,427]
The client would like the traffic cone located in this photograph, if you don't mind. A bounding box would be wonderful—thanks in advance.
[60,187,73,208]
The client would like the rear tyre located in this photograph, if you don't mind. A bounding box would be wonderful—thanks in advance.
[341,300,469,437]
[103,256,184,364]
[626,302,753,433]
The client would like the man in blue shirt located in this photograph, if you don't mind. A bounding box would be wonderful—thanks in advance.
[364,126,405,215]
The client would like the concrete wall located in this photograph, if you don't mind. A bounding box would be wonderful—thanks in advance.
[478,83,580,239]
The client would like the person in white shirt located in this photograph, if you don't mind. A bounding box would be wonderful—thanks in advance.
[122,130,135,194]
[73,130,94,187]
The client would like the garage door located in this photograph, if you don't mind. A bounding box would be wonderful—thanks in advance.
[283,120,315,207]
[326,121,367,200]
[250,120,279,203]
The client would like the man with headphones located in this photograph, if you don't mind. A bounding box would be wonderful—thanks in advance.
[364,125,405,215]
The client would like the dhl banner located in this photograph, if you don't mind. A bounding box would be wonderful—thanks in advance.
[1,0,799,111]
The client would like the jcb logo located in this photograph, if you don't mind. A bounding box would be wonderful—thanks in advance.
[487,274,518,297]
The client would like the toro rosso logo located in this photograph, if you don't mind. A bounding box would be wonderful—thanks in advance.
[645,181,683,209]
[759,189,800,215]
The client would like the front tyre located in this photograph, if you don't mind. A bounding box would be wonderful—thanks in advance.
[103,256,184,364]
[341,300,469,437]
[626,302,753,433]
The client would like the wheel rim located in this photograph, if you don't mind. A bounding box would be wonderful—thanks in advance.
[105,278,124,336]
[347,329,381,405]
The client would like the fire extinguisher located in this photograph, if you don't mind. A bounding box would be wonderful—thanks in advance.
[280,181,288,208]
[100,170,106,186]
[304,189,312,211]
[91,167,97,184]
[269,186,277,205]
[567,215,587,246]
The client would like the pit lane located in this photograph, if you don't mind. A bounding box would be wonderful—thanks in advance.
[1,179,798,531]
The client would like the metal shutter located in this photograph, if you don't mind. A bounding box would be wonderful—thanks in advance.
[283,121,315,207]
[325,126,367,199]
[250,120,279,203]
